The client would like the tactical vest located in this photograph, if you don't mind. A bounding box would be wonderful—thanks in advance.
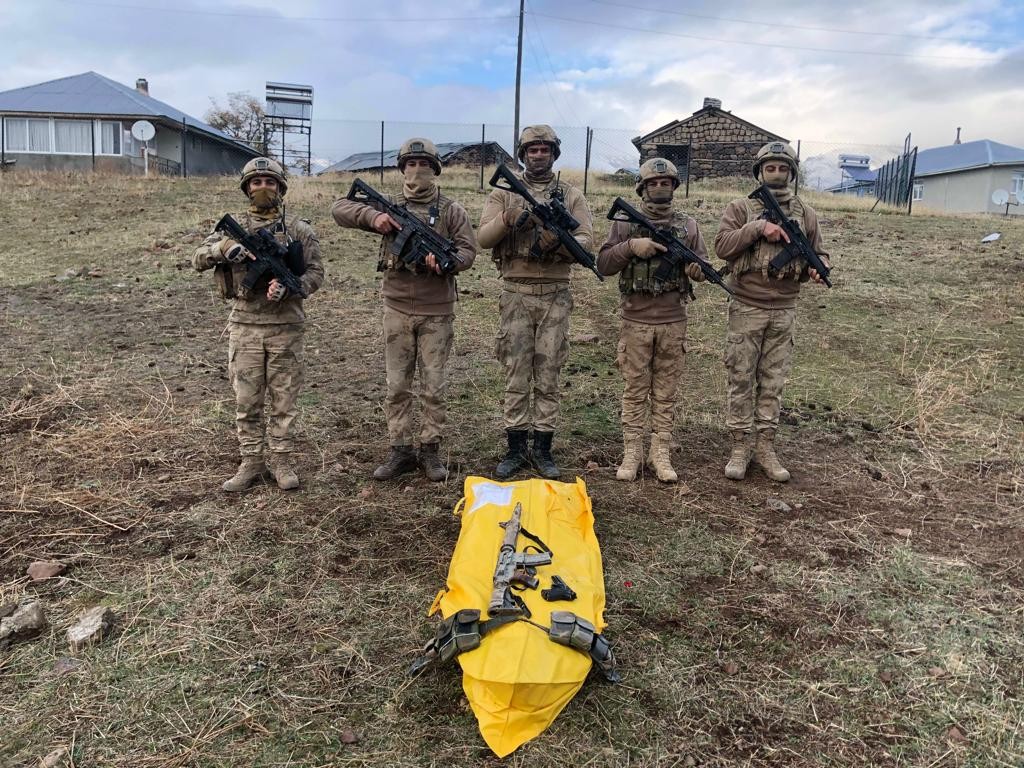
[494,179,569,269]
[214,213,304,300]
[378,192,454,273]
[618,211,690,296]
[732,196,807,280]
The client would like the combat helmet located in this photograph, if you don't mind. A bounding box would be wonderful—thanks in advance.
[752,141,798,180]
[635,157,680,196]
[517,125,561,161]
[397,137,442,175]
[240,157,288,195]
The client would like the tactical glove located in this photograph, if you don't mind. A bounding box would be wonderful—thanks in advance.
[221,239,251,263]
[629,237,667,260]
[537,227,561,253]
[267,281,288,302]
[685,262,706,282]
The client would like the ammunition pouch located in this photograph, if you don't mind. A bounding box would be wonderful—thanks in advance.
[214,262,249,300]
[736,198,806,280]
[548,610,620,683]
[378,194,452,273]
[619,218,688,296]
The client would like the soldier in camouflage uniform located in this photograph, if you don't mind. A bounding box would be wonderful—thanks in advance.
[192,157,324,492]
[598,158,711,483]
[331,138,477,482]
[478,125,594,480]
[715,142,831,482]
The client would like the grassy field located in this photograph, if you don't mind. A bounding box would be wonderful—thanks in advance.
[0,167,1021,767]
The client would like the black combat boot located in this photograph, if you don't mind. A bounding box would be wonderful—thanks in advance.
[531,431,561,479]
[372,445,417,481]
[495,430,529,480]
[418,443,449,482]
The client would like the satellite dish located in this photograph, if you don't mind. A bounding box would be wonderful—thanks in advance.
[991,188,1009,206]
[131,120,156,142]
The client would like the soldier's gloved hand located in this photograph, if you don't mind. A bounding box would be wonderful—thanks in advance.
[629,237,667,260]
[537,227,560,253]
[221,239,253,263]
[267,279,287,302]
[501,206,528,229]
[685,262,706,282]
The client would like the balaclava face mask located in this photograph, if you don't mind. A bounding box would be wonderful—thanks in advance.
[403,163,437,202]
[523,145,555,183]
[641,180,674,218]
[248,181,282,214]
[761,164,793,204]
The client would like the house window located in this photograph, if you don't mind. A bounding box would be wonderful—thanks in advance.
[54,120,92,154]
[98,121,122,155]
[4,117,51,152]
[1012,174,1024,199]
[912,183,923,201]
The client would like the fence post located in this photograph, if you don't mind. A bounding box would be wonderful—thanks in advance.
[684,139,692,198]
[181,117,187,178]
[795,139,801,194]
[906,147,918,215]
[90,119,95,172]
[480,123,486,191]
[583,126,591,195]
[380,121,385,186]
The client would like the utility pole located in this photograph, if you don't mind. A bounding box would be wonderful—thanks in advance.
[513,0,524,162]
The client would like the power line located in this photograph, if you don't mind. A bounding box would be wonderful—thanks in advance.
[580,0,1014,45]
[50,0,515,23]
[527,1,585,126]
[529,11,1014,62]
[523,15,572,125]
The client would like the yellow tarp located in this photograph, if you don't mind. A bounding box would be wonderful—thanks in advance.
[435,475,607,757]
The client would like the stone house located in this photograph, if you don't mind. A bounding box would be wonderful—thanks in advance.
[632,98,786,181]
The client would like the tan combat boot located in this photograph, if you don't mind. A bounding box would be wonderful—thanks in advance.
[755,430,791,482]
[616,434,643,481]
[647,432,678,483]
[724,430,755,481]
[418,443,449,482]
[222,457,267,493]
[269,455,300,491]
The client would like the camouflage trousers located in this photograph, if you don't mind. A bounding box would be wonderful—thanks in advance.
[616,318,687,437]
[383,308,454,446]
[496,283,572,432]
[723,300,796,433]
[228,322,304,457]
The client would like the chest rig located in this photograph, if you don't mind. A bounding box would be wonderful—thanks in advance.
[379,192,453,273]
[619,210,690,296]
[495,179,568,267]
[215,213,305,300]
[735,195,807,280]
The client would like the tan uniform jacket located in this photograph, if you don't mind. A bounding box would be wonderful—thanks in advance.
[598,213,709,325]
[331,193,477,316]
[477,175,593,283]
[714,197,829,310]
[192,210,324,324]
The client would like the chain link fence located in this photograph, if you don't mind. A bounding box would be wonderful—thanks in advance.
[306,119,914,205]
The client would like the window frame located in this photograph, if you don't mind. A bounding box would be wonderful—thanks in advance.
[912,183,923,201]
[3,116,53,153]
[53,118,93,155]
[2,116,127,156]
[97,120,123,156]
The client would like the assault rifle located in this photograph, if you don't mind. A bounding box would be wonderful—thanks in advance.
[489,503,553,618]
[346,178,464,275]
[214,214,308,298]
[489,164,603,281]
[607,197,733,296]
[748,184,832,288]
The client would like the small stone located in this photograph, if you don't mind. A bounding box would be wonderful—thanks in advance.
[766,497,792,513]
[585,460,599,470]
[946,725,968,743]
[338,727,360,744]
[754,534,767,545]
[40,748,68,768]
[928,666,946,678]
[86,269,103,278]
[27,561,66,581]
[66,606,116,651]
[721,660,740,675]
[53,657,83,676]
[157,473,171,482]
[878,669,894,683]
[0,601,48,646]
[573,333,600,344]
[750,564,768,576]
[893,527,912,537]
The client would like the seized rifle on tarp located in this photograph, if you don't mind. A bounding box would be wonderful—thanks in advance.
[346,178,465,275]
[606,196,733,296]
[489,502,553,618]
[214,214,308,298]
[748,184,832,287]
[489,163,603,281]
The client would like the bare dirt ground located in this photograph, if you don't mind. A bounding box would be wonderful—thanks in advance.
[1,169,1022,767]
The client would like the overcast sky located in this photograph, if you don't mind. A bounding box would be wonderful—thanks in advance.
[2,0,1022,170]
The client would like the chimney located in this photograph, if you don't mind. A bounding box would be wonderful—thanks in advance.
[954,127,961,145]
[703,97,722,110]
[136,78,149,96]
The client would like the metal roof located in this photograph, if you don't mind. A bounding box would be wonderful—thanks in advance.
[0,71,260,155]
[914,139,1024,177]
[319,141,511,174]
[842,165,878,182]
